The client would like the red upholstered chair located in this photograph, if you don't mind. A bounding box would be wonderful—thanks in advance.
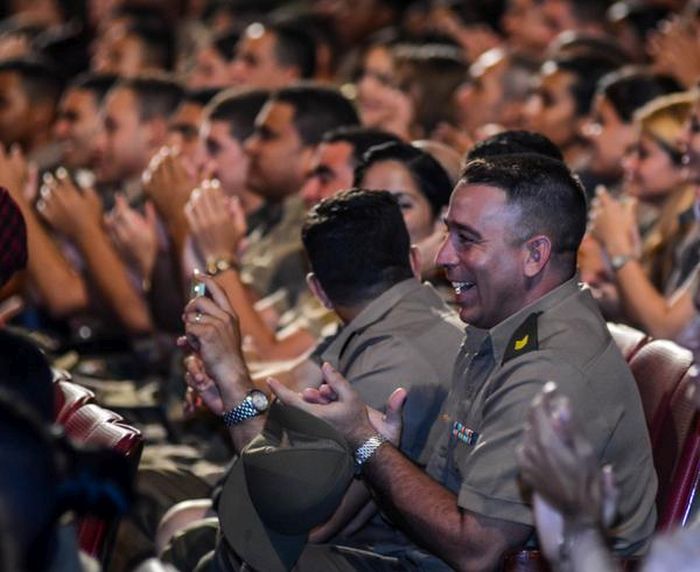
[502,328,700,571]
[54,379,96,424]
[607,322,651,361]
[54,379,143,563]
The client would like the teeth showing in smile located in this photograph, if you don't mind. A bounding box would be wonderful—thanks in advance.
[452,282,474,295]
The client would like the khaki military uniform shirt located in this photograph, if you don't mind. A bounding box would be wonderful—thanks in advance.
[424,278,657,556]
[239,195,307,303]
[318,279,464,460]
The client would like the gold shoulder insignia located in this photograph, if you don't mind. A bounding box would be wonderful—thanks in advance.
[502,312,541,364]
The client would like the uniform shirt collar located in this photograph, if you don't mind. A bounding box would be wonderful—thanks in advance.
[320,278,424,364]
[482,276,581,365]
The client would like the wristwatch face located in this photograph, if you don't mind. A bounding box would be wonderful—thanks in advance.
[249,390,269,412]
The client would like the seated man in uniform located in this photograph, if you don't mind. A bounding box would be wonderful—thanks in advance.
[173,189,464,570]
[261,153,656,570]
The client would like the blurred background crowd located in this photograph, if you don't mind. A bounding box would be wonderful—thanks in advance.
[1,0,700,570]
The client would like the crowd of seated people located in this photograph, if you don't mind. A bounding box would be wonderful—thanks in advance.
[1,0,700,570]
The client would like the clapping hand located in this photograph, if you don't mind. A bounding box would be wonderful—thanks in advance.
[37,168,103,241]
[105,195,159,280]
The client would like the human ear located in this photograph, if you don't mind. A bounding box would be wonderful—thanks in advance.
[523,235,552,278]
[306,272,333,309]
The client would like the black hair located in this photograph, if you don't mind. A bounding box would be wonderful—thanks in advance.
[460,154,587,264]
[467,130,564,162]
[212,29,240,61]
[322,126,402,167]
[117,75,184,121]
[69,71,118,105]
[0,57,62,105]
[184,87,221,107]
[598,67,683,123]
[565,0,611,24]
[269,21,317,79]
[302,189,413,306]
[608,2,672,45]
[354,141,453,218]
[272,84,360,147]
[551,54,621,116]
[207,88,269,143]
[549,32,631,68]
[123,19,176,71]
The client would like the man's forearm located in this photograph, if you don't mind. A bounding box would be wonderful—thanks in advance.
[361,444,509,571]
[76,224,153,334]
[23,207,89,316]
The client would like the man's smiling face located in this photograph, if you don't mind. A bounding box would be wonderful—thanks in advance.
[437,182,528,328]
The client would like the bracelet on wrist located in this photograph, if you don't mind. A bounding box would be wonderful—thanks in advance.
[354,433,389,473]
[205,256,237,277]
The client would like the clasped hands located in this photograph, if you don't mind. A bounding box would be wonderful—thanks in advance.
[181,275,406,448]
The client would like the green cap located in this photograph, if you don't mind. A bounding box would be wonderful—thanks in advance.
[219,401,354,571]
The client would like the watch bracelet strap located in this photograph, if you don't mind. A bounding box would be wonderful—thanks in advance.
[222,398,259,427]
[354,433,389,471]
[206,256,238,277]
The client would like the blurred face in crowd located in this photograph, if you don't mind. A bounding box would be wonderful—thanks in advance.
[98,87,150,184]
[201,118,248,197]
[436,182,527,328]
[357,46,408,133]
[360,159,434,243]
[502,0,558,57]
[230,25,293,89]
[0,70,34,148]
[93,27,148,77]
[524,65,580,149]
[167,100,206,167]
[300,140,355,208]
[53,87,104,170]
[454,51,508,136]
[623,133,684,203]
[188,44,230,89]
[244,100,311,200]
[583,95,637,179]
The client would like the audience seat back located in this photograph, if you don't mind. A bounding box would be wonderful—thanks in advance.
[54,380,143,563]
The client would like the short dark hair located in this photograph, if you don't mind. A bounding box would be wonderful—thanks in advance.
[69,72,118,105]
[467,130,564,162]
[322,126,402,167]
[550,54,621,116]
[354,141,453,218]
[207,89,269,143]
[272,84,360,147]
[184,87,222,107]
[460,154,587,261]
[0,57,62,105]
[124,19,176,71]
[598,67,682,122]
[117,75,184,121]
[302,189,413,306]
[212,30,240,61]
[566,0,610,24]
[269,21,317,79]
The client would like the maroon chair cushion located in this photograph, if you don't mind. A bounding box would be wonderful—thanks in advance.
[607,323,651,362]
[54,380,96,424]
[58,398,143,561]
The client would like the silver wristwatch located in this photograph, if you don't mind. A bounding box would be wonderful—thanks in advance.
[222,389,270,427]
[354,433,389,472]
